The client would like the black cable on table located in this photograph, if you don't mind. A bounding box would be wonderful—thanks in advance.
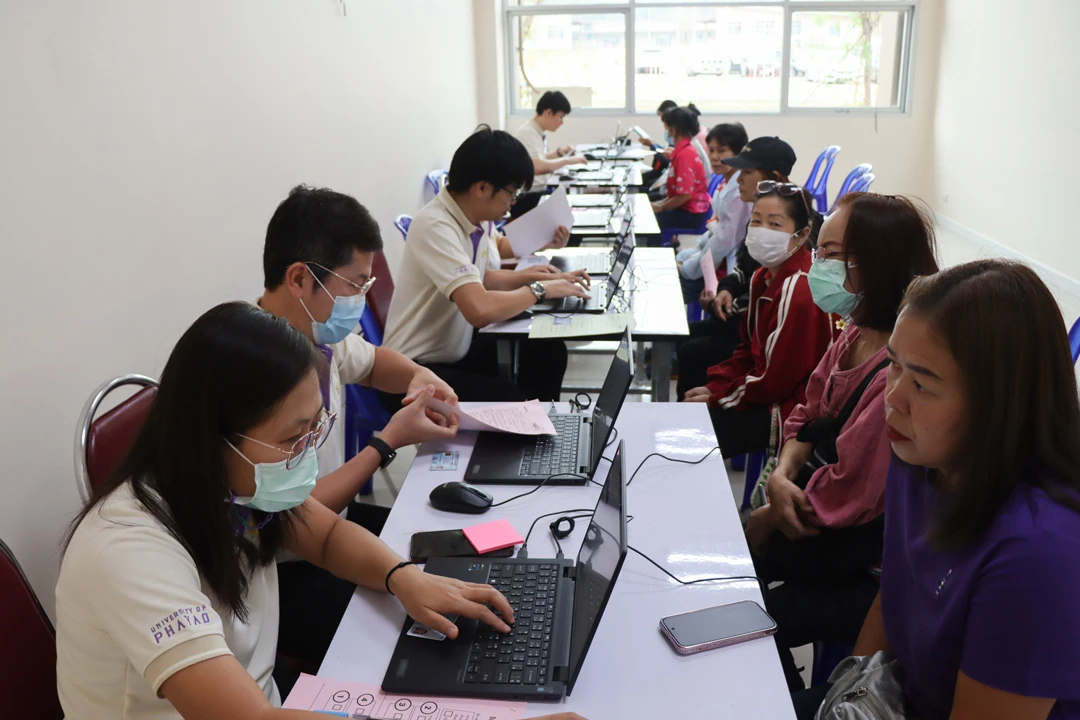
[626,447,721,486]
[490,473,586,509]
[629,545,765,594]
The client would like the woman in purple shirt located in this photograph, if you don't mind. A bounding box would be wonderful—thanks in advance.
[794,259,1080,720]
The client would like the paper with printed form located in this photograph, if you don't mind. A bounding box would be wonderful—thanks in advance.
[284,673,526,719]
[513,255,550,272]
[428,398,557,436]
[529,312,634,340]
[502,186,573,258]
[700,248,718,296]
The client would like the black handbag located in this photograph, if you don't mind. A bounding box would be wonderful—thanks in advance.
[795,357,891,490]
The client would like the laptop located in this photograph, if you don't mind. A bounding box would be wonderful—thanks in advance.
[382,440,629,701]
[568,192,616,207]
[532,232,634,314]
[463,327,633,485]
[549,211,633,276]
[571,186,626,228]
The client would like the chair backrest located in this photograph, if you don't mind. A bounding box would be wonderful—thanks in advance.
[707,173,724,197]
[848,172,876,194]
[75,375,158,504]
[425,169,448,198]
[804,145,841,214]
[365,251,394,335]
[0,538,63,720]
[1069,317,1080,364]
[393,214,412,242]
[830,163,873,213]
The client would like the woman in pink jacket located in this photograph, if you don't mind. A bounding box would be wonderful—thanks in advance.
[743,193,939,691]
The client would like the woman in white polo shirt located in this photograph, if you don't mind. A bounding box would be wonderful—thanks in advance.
[56,302,583,720]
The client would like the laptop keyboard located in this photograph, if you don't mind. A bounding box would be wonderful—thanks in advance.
[519,415,581,476]
[573,210,610,227]
[464,563,557,686]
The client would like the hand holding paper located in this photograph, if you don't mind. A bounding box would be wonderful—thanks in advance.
[428,398,557,435]
[503,186,573,258]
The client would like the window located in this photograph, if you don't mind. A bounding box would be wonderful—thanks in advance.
[506,0,917,114]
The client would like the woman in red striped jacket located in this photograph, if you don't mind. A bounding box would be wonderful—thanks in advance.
[684,182,838,458]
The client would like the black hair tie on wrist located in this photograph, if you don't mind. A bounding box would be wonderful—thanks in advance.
[385,560,417,596]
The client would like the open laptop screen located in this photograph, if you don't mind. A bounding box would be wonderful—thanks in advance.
[589,328,632,471]
[566,440,628,693]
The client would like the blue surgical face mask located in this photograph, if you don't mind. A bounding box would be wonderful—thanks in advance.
[664,131,674,146]
[300,267,366,345]
[808,257,861,317]
[226,438,318,513]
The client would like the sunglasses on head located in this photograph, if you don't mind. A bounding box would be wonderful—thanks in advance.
[756,180,812,224]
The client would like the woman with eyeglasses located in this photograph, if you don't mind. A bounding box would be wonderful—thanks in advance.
[55,302,585,720]
[743,193,939,693]
[683,181,836,459]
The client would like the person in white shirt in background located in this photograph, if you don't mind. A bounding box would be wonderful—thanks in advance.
[511,90,587,218]
[382,126,590,405]
[56,302,585,720]
[676,122,752,305]
[255,185,460,692]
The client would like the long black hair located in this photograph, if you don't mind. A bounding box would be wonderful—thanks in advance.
[66,302,326,619]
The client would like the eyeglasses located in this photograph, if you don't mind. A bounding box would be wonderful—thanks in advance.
[811,248,858,268]
[235,410,337,470]
[306,262,376,298]
[756,180,813,228]
[498,186,524,202]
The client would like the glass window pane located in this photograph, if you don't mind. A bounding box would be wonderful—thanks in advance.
[788,10,909,109]
[510,0,623,5]
[511,14,627,111]
[634,6,783,113]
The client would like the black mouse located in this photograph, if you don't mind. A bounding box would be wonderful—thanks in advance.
[429,482,494,514]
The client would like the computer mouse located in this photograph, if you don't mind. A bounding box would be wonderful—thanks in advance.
[428,482,494,514]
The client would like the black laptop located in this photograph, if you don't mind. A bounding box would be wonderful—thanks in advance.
[382,440,629,701]
[463,327,633,486]
[532,234,634,315]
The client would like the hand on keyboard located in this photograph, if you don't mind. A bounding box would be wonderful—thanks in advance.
[541,278,591,301]
[388,566,515,639]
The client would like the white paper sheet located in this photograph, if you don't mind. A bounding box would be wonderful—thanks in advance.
[701,248,718,295]
[428,398,556,435]
[528,312,635,339]
[502,186,572,257]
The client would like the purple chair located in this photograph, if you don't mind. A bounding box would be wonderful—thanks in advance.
[394,214,412,242]
[812,641,855,686]
[1069,317,1080,364]
[426,169,448,198]
[804,146,841,214]
[829,163,873,213]
[847,173,875,194]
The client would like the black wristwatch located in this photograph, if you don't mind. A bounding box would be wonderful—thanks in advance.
[366,436,397,468]
[529,281,546,304]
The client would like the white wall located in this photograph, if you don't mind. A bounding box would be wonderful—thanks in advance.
[488,0,943,202]
[931,0,1080,279]
[0,0,479,612]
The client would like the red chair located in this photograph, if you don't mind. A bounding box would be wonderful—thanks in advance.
[74,374,158,502]
[0,537,64,720]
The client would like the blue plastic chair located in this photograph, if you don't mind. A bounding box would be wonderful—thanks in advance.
[1069,317,1080,364]
[342,305,394,494]
[848,172,875,194]
[804,146,841,214]
[394,214,412,242]
[707,173,724,197]
[426,169,447,198]
[829,163,873,213]
[741,450,767,511]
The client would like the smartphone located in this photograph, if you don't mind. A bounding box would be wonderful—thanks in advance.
[660,600,777,655]
[409,529,515,564]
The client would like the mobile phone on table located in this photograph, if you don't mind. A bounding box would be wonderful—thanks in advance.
[409,529,515,563]
[660,600,777,655]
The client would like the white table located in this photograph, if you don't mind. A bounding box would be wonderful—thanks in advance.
[479,248,688,402]
[320,403,795,720]
[572,194,659,240]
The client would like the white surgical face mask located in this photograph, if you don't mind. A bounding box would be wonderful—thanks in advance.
[745,226,800,268]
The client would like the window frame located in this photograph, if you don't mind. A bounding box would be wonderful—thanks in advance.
[504,0,920,117]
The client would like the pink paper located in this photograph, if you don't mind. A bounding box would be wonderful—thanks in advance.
[463,519,525,554]
[700,248,718,295]
[284,673,525,719]
[428,398,557,436]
